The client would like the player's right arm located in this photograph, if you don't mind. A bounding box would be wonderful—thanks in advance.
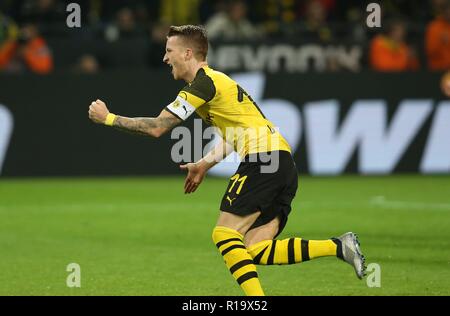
[88,99,181,138]
[113,109,180,138]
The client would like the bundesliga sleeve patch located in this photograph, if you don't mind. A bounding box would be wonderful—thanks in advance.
[165,96,196,121]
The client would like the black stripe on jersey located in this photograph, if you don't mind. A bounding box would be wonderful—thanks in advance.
[247,95,266,119]
[237,84,266,119]
[181,68,216,102]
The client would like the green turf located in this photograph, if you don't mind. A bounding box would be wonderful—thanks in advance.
[0,175,449,296]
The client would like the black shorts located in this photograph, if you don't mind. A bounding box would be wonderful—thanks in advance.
[220,150,298,237]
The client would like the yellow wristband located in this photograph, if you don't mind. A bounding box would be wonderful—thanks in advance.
[105,113,116,126]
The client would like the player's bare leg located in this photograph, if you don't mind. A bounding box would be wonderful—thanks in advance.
[215,211,261,235]
[244,216,280,248]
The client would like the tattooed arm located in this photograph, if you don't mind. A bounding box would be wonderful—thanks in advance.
[88,99,182,138]
[113,110,181,138]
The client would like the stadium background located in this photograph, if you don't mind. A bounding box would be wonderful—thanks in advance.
[0,0,449,296]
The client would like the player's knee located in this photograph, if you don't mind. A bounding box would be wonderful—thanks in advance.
[211,225,243,246]
[244,220,280,248]
[243,237,253,249]
[211,226,227,245]
[244,235,263,249]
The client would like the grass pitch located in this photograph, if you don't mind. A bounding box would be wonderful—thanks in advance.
[0,175,449,296]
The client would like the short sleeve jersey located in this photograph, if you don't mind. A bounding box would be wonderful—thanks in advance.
[165,66,291,158]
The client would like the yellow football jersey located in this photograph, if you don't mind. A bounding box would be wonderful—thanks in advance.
[165,66,291,158]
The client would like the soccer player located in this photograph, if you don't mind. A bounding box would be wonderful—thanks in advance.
[88,25,366,296]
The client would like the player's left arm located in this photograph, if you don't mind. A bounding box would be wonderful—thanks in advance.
[180,138,234,194]
[88,99,181,138]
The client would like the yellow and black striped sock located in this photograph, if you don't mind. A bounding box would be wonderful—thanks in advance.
[248,237,343,265]
[212,226,265,296]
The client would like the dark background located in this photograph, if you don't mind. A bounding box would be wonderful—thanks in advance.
[0,70,446,176]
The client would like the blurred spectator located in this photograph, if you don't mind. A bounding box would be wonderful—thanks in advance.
[160,0,201,25]
[105,7,144,42]
[300,0,336,19]
[369,19,419,71]
[134,2,151,29]
[425,1,450,70]
[147,22,170,68]
[19,0,66,35]
[199,0,220,24]
[379,0,432,21]
[256,0,299,38]
[73,54,100,74]
[20,0,64,21]
[205,0,261,40]
[345,5,367,43]
[297,0,334,42]
[0,13,19,43]
[431,0,450,17]
[0,22,53,74]
[0,0,445,73]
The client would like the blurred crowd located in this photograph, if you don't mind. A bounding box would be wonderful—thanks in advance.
[0,0,449,74]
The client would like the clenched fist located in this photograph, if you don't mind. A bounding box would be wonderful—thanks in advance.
[88,99,110,124]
